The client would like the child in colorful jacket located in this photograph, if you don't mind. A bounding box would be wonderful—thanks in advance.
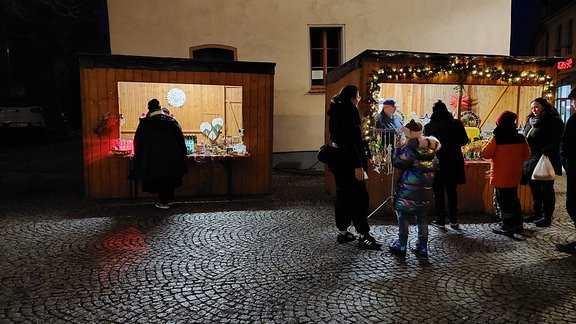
[481,110,531,236]
[390,119,441,257]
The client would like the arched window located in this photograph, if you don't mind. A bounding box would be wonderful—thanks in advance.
[189,44,237,61]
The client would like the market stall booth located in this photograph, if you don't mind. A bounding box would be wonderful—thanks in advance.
[325,50,563,216]
[79,54,275,199]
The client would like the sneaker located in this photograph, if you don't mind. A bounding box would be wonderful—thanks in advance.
[358,234,381,250]
[556,242,576,255]
[389,241,406,256]
[337,232,356,244]
[430,220,446,229]
[450,223,460,230]
[411,243,428,257]
[155,203,170,209]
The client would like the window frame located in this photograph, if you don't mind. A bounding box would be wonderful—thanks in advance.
[308,25,344,93]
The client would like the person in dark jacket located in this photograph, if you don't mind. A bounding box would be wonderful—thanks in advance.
[522,97,564,227]
[327,85,380,250]
[557,88,576,254]
[389,120,440,257]
[375,98,403,149]
[481,111,530,236]
[423,100,469,230]
[132,98,188,209]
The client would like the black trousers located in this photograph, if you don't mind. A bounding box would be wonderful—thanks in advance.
[495,186,522,229]
[143,176,180,204]
[567,174,576,227]
[432,178,458,224]
[332,168,370,235]
[528,179,555,218]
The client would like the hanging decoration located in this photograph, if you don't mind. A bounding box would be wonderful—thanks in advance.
[167,88,186,108]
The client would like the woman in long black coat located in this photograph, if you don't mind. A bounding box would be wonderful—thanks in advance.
[423,100,469,229]
[522,97,564,227]
[327,85,380,250]
[132,99,188,209]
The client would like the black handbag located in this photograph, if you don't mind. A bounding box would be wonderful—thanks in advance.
[317,144,336,164]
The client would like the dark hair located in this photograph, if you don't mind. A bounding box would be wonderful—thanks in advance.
[148,98,161,111]
[569,88,576,99]
[336,85,359,103]
[527,97,558,122]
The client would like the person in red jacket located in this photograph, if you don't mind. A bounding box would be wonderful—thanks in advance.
[481,110,531,236]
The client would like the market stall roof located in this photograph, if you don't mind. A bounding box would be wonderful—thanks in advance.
[327,49,566,85]
[78,53,276,75]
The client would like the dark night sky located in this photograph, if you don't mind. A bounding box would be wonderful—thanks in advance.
[0,0,542,128]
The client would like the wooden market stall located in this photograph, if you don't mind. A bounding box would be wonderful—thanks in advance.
[325,50,564,216]
[79,53,275,199]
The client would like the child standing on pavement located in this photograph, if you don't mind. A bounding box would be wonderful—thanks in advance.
[481,110,531,236]
[389,120,441,257]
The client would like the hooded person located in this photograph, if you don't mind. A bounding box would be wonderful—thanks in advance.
[132,98,188,209]
[389,119,441,258]
[482,110,531,236]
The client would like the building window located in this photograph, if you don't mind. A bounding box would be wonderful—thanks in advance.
[189,44,237,61]
[567,19,573,54]
[309,26,342,91]
[555,24,563,56]
[556,85,572,123]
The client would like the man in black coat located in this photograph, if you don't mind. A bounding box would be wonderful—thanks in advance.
[557,88,576,254]
[424,100,469,229]
[132,98,188,209]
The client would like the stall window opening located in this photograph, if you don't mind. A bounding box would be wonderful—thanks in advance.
[309,26,343,92]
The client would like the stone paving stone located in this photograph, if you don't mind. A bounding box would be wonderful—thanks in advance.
[1,159,576,323]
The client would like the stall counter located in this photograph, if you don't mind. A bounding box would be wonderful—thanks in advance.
[460,159,532,215]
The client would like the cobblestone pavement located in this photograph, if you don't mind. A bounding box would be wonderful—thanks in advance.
[1,140,576,323]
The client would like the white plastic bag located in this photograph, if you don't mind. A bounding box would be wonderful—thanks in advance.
[531,154,556,180]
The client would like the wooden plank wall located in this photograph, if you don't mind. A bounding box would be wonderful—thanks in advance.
[80,67,273,199]
[377,83,542,130]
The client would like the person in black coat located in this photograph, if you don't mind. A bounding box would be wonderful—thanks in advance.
[557,88,576,254]
[132,98,188,209]
[522,97,564,227]
[423,100,469,229]
[327,85,380,250]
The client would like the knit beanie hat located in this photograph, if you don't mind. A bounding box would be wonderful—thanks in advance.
[432,100,448,113]
[148,99,161,111]
[495,110,517,126]
[401,119,423,138]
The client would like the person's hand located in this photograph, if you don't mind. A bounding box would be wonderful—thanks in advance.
[355,167,364,181]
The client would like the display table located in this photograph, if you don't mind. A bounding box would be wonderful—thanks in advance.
[357,159,533,217]
[111,152,250,201]
[187,153,250,200]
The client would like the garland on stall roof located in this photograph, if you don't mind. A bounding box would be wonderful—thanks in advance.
[363,57,555,142]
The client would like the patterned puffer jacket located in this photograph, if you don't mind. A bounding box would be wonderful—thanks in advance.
[393,136,441,215]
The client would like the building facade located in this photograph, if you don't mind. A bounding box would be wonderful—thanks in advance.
[533,0,576,122]
[107,0,512,168]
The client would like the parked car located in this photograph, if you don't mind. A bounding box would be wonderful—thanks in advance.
[0,97,69,138]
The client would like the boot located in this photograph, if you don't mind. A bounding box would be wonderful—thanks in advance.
[411,241,428,257]
[493,212,515,236]
[389,240,407,256]
[523,208,541,223]
[534,214,552,227]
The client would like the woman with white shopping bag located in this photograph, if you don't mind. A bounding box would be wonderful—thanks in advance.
[521,97,564,227]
